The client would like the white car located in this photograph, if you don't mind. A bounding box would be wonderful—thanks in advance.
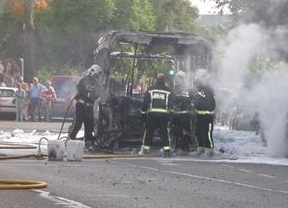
[0,87,17,117]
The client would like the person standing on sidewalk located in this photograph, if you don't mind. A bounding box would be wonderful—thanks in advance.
[29,77,45,121]
[15,83,26,121]
[42,81,57,122]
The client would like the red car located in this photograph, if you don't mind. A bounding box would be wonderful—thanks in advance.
[50,75,80,118]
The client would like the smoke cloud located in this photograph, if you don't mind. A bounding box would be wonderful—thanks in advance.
[214,0,288,157]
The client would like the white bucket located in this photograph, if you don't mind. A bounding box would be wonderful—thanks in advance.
[66,140,84,161]
[47,140,65,161]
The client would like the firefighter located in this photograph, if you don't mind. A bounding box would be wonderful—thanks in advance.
[68,64,103,149]
[139,73,173,157]
[191,69,216,157]
[170,71,195,152]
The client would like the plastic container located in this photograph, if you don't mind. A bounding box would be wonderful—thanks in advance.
[47,140,65,161]
[66,140,84,161]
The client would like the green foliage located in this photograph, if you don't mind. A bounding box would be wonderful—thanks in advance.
[247,57,276,74]
[215,0,288,27]
[35,0,156,69]
[0,0,208,79]
[35,64,81,84]
[44,0,115,34]
[0,0,5,14]
[149,0,198,32]
[0,13,23,57]
[111,0,155,30]
[242,57,277,89]
[34,0,115,68]
[194,24,218,40]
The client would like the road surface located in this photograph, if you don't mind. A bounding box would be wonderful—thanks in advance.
[0,121,288,208]
[0,156,288,208]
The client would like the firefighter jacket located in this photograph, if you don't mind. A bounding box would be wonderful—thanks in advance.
[192,83,216,115]
[172,85,193,114]
[76,75,99,105]
[141,82,172,114]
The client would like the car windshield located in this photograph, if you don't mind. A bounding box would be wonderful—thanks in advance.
[0,89,15,97]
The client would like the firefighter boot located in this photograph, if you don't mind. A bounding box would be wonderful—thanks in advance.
[138,145,150,155]
[162,146,172,157]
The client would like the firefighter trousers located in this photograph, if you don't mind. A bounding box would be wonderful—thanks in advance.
[142,113,170,148]
[68,102,95,144]
[195,114,214,150]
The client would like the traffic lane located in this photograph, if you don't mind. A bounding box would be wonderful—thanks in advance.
[0,158,287,208]
[0,190,64,208]
[117,157,288,195]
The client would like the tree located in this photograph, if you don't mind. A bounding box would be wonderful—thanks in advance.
[0,0,50,80]
[110,0,155,31]
[38,0,115,69]
[0,0,205,80]
[0,13,23,58]
[214,0,288,28]
[37,0,157,69]
[149,0,198,32]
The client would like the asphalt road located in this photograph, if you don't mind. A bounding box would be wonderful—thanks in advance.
[0,157,288,208]
[0,121,288,208]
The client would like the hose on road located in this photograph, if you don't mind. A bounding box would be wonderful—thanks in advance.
[0,179,47,190]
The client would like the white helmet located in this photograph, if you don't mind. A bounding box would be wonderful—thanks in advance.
[194,68,209,80]
[87,64,102,76]
[175,70,186,78]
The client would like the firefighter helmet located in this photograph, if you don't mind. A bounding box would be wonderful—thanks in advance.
[175,70,186,78]
[88,64,102,77]
[156,73,165,83]
[194,68,209,81]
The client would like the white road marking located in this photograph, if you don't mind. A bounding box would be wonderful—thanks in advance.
[238,168,253,173]
[258,173,276,179]
[222,164,235,169]
[119,162,288,195]
[34,189,92,208]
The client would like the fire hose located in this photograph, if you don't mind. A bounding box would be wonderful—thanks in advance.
[0,179,47,190]
[0,141,48,190]
[0,95,166,191]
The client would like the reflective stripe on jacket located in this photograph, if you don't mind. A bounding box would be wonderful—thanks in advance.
[195,109,215,115]
[147,89,171,114]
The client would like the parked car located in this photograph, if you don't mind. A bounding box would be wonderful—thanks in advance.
[50,75,80,118]
[0,87,17,119]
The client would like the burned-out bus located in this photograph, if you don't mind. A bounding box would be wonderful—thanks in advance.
[92,30,213,150]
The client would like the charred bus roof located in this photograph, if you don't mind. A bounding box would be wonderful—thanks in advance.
[95,30,212,53]
[93,30,213,71]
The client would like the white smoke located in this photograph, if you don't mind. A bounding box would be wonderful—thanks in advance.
[252,66,288,157]
[214,22,288,157]
[215,23,268,90]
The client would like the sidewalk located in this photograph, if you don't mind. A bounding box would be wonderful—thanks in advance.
[0,120,73,132]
